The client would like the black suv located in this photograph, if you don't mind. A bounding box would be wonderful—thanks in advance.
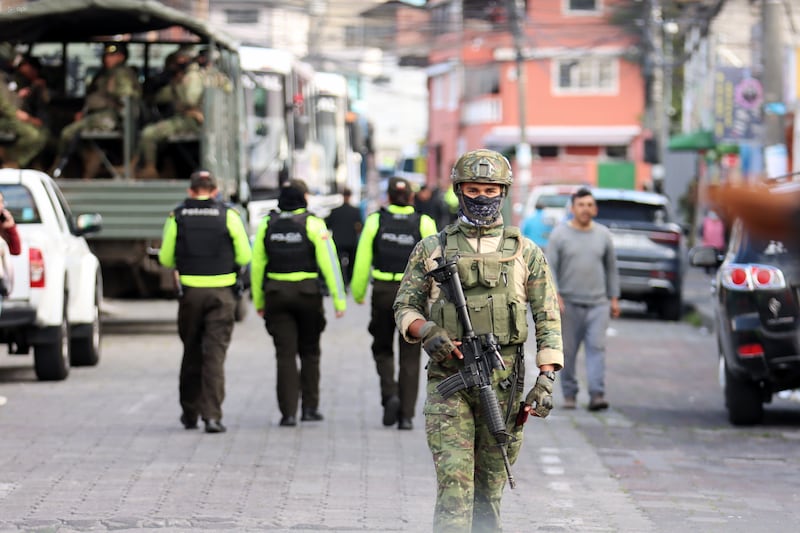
[592,189,685,320]
[690,220,800,425]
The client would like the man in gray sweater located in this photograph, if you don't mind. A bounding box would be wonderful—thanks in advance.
[545,188,620,410]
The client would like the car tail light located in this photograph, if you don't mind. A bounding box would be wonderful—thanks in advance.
[649,231,680,245]
[29,248,45,288]
[737,343,764,358]
[720,263,785,291]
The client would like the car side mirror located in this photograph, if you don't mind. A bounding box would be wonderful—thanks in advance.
[689,245,721,268]
[75,213,103,236]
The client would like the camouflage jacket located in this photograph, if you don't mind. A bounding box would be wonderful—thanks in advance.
[393,217,563,371]
[0,71,19,120]
[174,63,205,114]
[84,64,141,113]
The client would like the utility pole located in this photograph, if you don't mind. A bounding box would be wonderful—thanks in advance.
[762,0,786,177]
[506,0,531,223]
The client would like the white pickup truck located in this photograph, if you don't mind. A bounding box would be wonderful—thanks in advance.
[0,169,102,381]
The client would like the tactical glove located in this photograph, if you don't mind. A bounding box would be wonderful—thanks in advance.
[525,373,555,418]
[418,321,456,363]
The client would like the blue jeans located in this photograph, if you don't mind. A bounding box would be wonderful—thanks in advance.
[560,300,610,399]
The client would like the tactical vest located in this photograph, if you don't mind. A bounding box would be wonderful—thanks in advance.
[264,211,316,274]
[429,226,529,345]
[372,208,421,274]
[174,198,234,276]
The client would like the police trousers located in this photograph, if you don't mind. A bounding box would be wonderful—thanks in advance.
[424,346,525,533]
[177,286,236,422]
[262,280,327,417]
[369,280,421,418]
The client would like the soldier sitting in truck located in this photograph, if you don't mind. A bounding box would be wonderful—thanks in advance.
[0,43,47,169]
[134,50,203,180]
[50,42,141,180]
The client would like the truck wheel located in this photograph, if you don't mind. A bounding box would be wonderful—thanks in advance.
[722,357,764,425]
[234,292,249,322]
[658,294,682,321]
[71,289,101,366]
[34,306,70,381]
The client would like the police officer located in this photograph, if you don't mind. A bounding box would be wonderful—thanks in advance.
[351,177,436,430]
[251,179,347,427]
[53,42,141,179]
[158,170,252,434]
[393,149,564,532]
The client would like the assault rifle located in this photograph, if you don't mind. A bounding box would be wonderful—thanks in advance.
[426,258,516,489]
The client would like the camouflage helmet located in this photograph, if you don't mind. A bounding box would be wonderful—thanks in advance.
[451,149,513,187]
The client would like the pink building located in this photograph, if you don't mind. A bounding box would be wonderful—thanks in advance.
[424,0,649,202]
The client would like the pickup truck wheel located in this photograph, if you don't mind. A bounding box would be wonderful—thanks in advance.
[70,292,101,366]
[657,294,682,321]
[722,357,764,425]
[34,306,70,381]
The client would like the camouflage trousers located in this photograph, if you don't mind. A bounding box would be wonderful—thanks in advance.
[138,114,201,166]
[0,118,47,167]
[57,110,119,155]
[424,348,525,533]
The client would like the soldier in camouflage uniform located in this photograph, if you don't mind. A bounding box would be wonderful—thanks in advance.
[0,43,47,168]
[136,51,204,179]
[393,149,564,532]
[53,42,141,179]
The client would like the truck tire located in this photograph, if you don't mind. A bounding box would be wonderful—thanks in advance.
[34,304,70,381]
[71,285,101,366]
[723,357,764,425]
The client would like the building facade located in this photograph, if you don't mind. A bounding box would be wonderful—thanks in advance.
[424,0,648,205]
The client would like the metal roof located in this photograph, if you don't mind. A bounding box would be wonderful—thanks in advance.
[0,0,237,49]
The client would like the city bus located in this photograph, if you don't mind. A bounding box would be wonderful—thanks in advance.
[0,0,249,298]
[239,46,363,224]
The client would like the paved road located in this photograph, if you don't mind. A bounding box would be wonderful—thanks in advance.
[0,281,798,532]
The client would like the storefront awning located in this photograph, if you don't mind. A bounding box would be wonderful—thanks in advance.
[483,125,641,147]
[668,130,715,151]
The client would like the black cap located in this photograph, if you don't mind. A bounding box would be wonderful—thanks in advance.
[104,42,128,57]
[278,179,309,210]
[388,177,413,206]
[189,170,217,191]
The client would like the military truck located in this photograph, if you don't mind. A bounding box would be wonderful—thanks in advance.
[0,0,249,298]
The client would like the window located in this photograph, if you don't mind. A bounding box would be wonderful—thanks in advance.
[555,57,616,93]
[537,146,559,158]
[463,65,500,100]
[567,0,598,12]
[0,185,41,224]
[225,9,259,24]
[606,145,628,159]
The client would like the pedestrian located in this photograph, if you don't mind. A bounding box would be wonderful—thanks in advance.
[0,190,21,298]
[0,190,22,256]
[414,183,447,230]
[251,179,347,427]
[325,187,362,288]
[393,149,563,531]
[520,199,551,248]
[351,177,437,430]
[546,187,620,411]
[158,170,252,434]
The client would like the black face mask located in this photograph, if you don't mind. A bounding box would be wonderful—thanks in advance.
[459,194,504,226]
